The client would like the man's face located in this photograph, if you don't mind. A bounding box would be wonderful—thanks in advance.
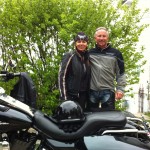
[94,29,109,49]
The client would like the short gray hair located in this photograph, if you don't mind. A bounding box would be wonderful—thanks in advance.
[94,27,109,37]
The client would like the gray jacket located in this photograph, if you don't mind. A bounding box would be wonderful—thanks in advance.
[89,44,126,93]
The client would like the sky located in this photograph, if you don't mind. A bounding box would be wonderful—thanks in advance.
[137,0,150,85]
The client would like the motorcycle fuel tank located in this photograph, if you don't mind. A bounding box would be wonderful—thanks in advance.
[0,104,32,132]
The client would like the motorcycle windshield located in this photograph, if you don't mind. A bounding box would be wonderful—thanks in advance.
[0,93,33,117]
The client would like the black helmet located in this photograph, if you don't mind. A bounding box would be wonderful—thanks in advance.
[74,32,88,42]
[52,100,85,123]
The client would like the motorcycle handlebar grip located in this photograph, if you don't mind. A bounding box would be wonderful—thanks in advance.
[13,73,21,77]
[0,74,7,77]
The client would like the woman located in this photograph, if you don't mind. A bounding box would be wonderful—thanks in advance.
[58,32,90,110]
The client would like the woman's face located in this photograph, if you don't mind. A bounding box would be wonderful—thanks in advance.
[75,40,88,51]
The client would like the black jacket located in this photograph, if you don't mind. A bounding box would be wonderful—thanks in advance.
[10,72,36,108]
[58,50,91,100]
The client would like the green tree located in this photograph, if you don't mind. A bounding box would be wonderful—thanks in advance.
[0,0,149,113]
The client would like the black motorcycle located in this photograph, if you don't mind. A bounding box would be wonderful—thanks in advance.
[0,72,150,150]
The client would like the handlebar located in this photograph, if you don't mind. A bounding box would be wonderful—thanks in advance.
[0,73,21,77]
[0,71,21,81]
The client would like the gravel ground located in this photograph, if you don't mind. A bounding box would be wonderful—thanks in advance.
[134,112,150,121]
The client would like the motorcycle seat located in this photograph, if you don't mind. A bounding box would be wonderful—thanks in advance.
[33,110,126,142]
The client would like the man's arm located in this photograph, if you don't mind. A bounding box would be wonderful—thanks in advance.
[115,51,126,100]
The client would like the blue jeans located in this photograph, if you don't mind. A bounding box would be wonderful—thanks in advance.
[89,89,115,110]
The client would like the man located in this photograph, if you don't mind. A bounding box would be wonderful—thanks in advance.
[88,27,126,110]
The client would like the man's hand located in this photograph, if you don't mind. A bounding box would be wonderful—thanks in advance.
[115,91,124,100]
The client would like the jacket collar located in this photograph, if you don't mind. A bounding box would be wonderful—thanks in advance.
[95,43,111,51]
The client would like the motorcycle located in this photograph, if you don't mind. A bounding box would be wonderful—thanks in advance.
[0,72,150,150]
